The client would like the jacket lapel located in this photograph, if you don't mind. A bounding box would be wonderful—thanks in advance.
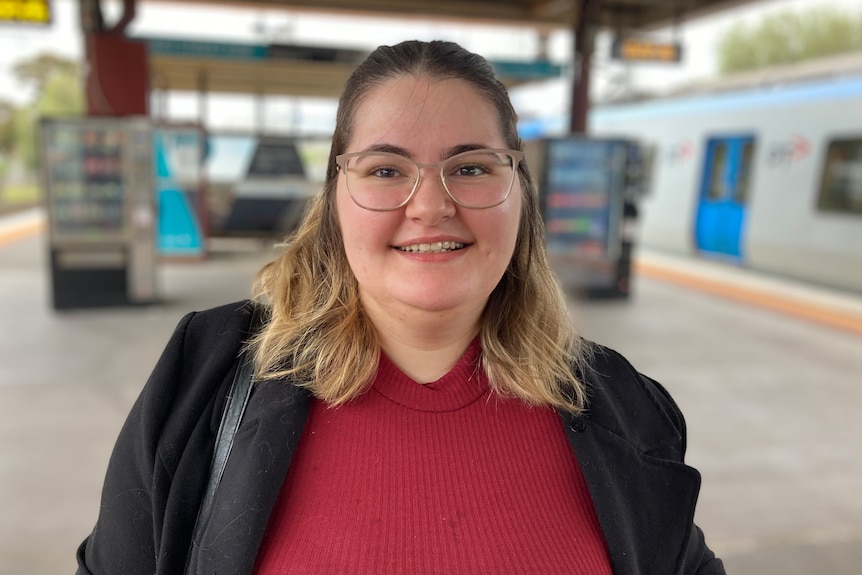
[188,378,312,575]
[560,345,704,575]
[563,415,702,575]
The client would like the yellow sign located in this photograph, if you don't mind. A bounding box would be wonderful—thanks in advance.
[611,37,682,63]
[0,0,51,25]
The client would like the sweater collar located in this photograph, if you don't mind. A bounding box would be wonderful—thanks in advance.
[372,338,489,413]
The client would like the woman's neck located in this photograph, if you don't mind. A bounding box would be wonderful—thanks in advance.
[362,298,482,384]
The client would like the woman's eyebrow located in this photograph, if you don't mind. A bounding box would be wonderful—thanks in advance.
[361,143,412,157]
[357,142,492,160]
[443,143,490,158]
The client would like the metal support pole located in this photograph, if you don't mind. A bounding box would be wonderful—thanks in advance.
[255,93,265,134]
[570,0,598,134]
[198,71,208,127]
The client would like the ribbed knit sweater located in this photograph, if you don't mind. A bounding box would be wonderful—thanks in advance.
[254,342,612,574]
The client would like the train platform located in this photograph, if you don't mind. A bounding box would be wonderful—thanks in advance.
[2,207,861,574]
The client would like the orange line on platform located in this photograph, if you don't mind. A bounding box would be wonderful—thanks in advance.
[0,218,45,248]
[634,259,862,337]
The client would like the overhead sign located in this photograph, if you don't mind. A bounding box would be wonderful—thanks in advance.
[144,37,366,65]
[491,60,564,82]
[146,38,267,60]
[0,0,51,25]
[611,36,682,63]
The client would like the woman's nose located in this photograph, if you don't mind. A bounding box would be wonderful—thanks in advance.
[404,169,456,223]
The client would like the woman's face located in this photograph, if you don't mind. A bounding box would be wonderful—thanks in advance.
[336,75,522,324]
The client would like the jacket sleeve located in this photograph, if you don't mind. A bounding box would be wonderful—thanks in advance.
[75,302,249,575]
[639,373,726,575]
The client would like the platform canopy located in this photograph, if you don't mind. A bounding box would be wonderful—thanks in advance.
[144,37,568,97]
[148,0,755,30]
[139,0,757,98]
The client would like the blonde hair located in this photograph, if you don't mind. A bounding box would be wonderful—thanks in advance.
[250,40,590,414]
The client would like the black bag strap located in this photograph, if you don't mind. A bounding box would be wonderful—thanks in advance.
[199,349,255,520]
[186,304,262,572]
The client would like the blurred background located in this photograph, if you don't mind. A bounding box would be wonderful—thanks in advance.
[1,0,862,573]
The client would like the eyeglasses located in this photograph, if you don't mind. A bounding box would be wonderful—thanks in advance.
[335,148,524,211]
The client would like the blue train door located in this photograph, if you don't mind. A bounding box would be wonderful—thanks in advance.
[695,136,755,260]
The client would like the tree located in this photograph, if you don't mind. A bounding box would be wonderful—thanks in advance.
[0,100,14,155]
[717,7,862,74]
[12,106,38,172]
[37,67,85,117]
[12,53,81,95]
[0,100,13,180]
[9,53,84,170]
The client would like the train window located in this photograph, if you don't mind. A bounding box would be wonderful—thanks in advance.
[735,141,755,204]
[708,143,728,200]
[817,138,862,216]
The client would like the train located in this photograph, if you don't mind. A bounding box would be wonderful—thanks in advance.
[583,52,862,295]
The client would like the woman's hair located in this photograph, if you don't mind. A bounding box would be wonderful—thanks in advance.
[250,39,590,413]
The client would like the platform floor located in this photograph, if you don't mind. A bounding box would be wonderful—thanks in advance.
[2,209,861,574]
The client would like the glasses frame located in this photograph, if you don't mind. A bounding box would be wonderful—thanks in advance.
[335,148,524,211]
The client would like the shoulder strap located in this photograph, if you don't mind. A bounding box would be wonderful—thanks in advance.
[187,304,262,570]
[199,348,255,520]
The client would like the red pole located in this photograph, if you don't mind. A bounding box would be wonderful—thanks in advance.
[570,0,598,134]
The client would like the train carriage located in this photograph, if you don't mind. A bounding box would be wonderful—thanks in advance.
[589,53,862,294]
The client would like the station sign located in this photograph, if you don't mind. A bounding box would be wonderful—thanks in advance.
[145,37,367,65]
[144,37,561,83]
[146,38,267,60]
[611,36,682,63]
[491,59,564,82]
[0,0,51,25]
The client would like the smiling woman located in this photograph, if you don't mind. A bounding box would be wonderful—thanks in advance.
[76,40,725,575]
[334,75,525,382]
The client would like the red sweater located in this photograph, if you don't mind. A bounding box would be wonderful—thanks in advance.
[254,343,612,574]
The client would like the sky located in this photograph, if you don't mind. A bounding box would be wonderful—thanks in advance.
[1,0,860,131]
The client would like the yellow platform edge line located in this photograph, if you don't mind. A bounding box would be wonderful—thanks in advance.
[0,219,45,248]
[634,260,862,337]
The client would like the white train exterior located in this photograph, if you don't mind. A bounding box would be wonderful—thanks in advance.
[588,54,862,294]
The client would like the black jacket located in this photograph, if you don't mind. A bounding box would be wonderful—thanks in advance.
[77,300,724,575]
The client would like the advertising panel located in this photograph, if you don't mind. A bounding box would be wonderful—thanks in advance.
[153,126,206,258]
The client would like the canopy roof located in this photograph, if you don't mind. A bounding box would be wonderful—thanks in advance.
[148,0,755,30]
[139,0,756,98]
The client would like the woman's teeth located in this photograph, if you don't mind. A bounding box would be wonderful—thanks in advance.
[398,241,465,253]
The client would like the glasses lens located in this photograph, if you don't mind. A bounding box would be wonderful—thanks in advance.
[442,150,516,208]
[343,153,417,210]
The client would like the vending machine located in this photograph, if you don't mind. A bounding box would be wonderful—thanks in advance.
[536,136,644,298]
[40,117,157,309]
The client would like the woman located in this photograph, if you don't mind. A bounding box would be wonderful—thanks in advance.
[77,40,724,574]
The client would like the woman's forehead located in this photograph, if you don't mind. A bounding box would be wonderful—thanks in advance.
[347,75,505,154]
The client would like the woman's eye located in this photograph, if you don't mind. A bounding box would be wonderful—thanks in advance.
[456,164,488,177]
[371,167,399,178]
